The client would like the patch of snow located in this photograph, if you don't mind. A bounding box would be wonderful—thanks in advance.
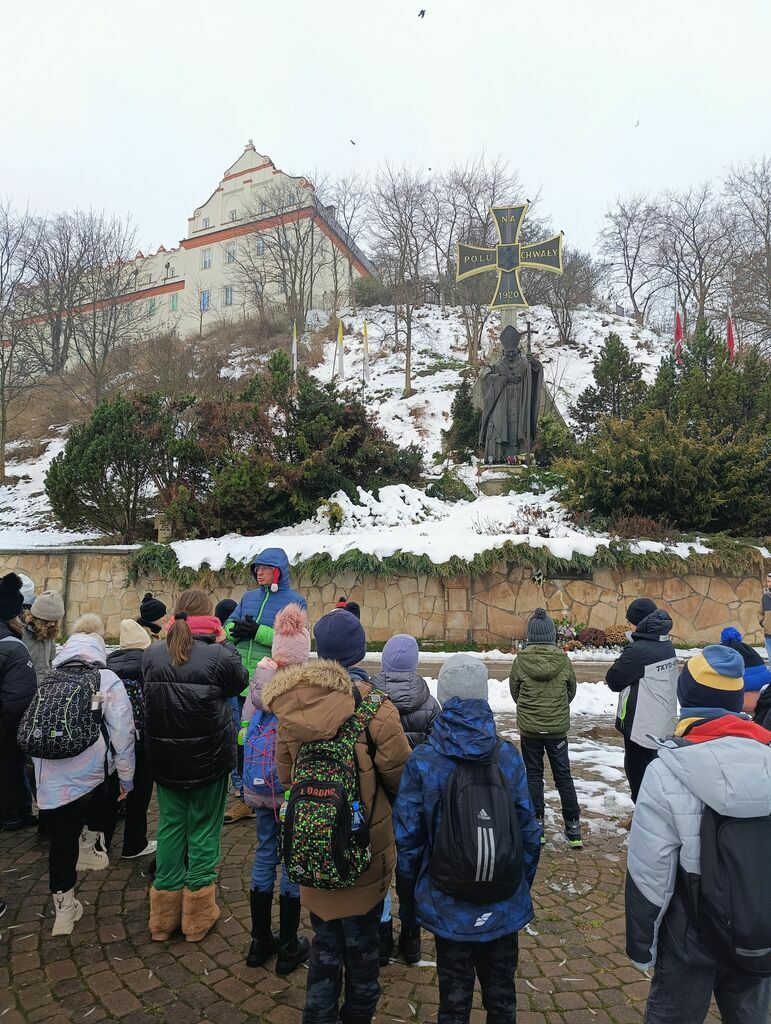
[424,676,618,718]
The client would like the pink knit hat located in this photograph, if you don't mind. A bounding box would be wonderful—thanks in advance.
[272,604,311,665]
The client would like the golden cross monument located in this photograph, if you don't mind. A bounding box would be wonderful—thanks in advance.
[456,204,564,316]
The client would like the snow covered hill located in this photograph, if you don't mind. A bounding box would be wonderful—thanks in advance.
[313,303,669,459]
[0,302,671,546]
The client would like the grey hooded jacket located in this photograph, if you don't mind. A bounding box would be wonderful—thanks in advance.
[369,670,439,748]
[625,731,771,970]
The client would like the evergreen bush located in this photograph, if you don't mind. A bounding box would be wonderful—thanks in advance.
[443,377,480,459]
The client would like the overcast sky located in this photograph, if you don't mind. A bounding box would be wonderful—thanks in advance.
[2,0,769,254]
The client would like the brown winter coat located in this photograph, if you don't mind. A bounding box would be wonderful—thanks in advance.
[262,659,411,921]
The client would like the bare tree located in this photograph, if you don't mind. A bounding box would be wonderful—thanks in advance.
[370,165,430,396]
[655,184,736,332]
[599,193,666,324]
[0,200,40,480]
[543,248,603,346]
[724,157,771,354]
[324,173,369,312]
[185,272,217,340]
[66,211,153,404]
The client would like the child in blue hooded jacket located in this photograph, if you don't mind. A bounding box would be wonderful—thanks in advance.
[394,653,541,1024]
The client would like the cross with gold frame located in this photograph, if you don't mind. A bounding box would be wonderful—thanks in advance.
[456,204,564,309]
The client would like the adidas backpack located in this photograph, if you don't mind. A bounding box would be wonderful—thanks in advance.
[280,688,387,890]
[243,709,282,806]
[693,807,771,976]
[18,661,104,760]
[429,740,524,904]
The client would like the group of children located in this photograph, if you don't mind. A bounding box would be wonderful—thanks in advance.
[1,554,770,1024]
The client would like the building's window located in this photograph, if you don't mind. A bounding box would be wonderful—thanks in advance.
[170,293,179,313]
[125,304,133,322]
[203,217,210,228]
[260,200,268,214]
[168,265,176,278]
[254,236,264,256]
[200,290,210,312]
[229,209,238,222]
[201,247,212,270]
[148,297,156,316]
[225,241,236,264]
[223,286,233,306]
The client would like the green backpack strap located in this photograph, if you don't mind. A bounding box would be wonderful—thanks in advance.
[338,688,386,752]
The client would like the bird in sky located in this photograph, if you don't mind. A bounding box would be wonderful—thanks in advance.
[418,9,426,17]
[350,139,356,145]
[634,119,640,127]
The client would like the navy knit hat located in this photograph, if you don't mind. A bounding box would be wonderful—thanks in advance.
[214,598,237,625]
[527,608,557,645]
[314,609,366,668]
[678,645,745,712]
[382,634,419,674]
[626,598,657,626]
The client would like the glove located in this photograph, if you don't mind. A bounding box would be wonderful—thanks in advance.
[231,618,258,642]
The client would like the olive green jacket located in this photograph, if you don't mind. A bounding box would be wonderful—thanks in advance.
[509,645,577,738]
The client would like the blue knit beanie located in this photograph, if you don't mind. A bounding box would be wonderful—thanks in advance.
[678,645,745,712]
[720,626,743,644]
[314,609,366,668]
[382,634,419,674]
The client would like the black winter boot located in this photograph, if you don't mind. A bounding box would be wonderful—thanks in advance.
[246,889,278,967]
[378,918,393,966]
[275,894,310,976]
[399,926,422,965]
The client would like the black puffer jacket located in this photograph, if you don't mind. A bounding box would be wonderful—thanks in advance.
[107,648,145,684]
[369,670,439,748]
[755,685,771,732]
[0,620,36,720]
[142,638,247,790]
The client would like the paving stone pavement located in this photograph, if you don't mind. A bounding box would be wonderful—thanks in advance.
[0,715,722,1024]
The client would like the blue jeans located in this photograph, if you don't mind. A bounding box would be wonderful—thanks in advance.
[229,696,244,792]
[381,889,391,924]
[251,805,298,897]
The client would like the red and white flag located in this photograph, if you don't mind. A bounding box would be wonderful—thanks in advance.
[727,310,735,361]
[674,308,684,365]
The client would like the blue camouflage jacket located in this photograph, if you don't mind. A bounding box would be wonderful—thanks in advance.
[393,697,541,942]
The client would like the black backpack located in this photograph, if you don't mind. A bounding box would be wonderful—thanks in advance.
[121,678,145,740]
[18,662,104,760]
[694,807,771,976]
[429,740,524,904]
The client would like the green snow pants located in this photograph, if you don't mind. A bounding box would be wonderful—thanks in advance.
[154,777,229,892]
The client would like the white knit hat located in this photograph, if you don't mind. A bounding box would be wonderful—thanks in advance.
[119,618,152,651]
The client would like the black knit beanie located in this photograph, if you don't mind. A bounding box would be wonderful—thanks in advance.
[0,573,24,622]
[139,592,167,624]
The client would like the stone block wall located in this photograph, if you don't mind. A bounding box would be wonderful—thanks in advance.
[0,547,766,647]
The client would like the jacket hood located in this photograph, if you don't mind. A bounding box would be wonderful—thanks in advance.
[658,734,771,817]
[515,644,568,680]
[428,697,498,760]
[262,658,356,743]
[53,632,107,668]
[370,670,431,713]
[251,547,290,587]
[632,609,673,641]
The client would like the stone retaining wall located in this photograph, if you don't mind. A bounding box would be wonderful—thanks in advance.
[0,547,766,647]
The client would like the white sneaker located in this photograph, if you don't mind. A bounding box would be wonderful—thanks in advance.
[122,840,157,859]
[51,889,83,936]
[77,830,109,871]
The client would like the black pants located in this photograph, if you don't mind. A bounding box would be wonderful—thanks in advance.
[121,745,153,856]
[48,792,92,893]
[520,736,579,821]
[0,713,30,824]
[624,738,657,803]
[304,902,383,1024]
[436,932,519,1024]
[86,771,120,848]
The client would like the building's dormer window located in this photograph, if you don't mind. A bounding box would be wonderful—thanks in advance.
[229,209,239,222]
[203,217,210,228]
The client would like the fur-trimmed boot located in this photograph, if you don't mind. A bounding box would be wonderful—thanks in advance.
[149,886,183,941]
[182,883,220,942]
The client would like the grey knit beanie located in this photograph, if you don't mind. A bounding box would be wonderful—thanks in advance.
[437,653,489,705]
[30,590,65,622]
[527,607,556,645]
